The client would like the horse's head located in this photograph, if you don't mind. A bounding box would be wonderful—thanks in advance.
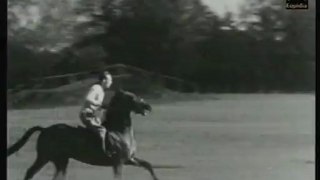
[103,89,152,130]
[108,89,152,116]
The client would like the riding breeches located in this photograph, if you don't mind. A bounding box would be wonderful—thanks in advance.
[79,108,106,137]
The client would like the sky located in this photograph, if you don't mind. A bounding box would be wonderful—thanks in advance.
[201,0,246,16]
[10,0,248,29]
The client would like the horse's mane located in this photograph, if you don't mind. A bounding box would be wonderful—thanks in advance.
[102,90,134,132]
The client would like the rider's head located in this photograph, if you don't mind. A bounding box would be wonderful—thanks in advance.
[98,71,113,89]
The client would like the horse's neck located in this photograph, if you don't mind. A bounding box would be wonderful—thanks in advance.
[104,111,132,133]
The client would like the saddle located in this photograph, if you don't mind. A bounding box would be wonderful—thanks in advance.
[76,125,88,130]
[74,126,101,145]
[76,125,95,135]
[75,126,126,155]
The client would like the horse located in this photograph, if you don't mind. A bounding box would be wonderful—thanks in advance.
[7,89,159,180]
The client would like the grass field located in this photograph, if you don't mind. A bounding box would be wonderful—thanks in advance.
[7,94,315,180]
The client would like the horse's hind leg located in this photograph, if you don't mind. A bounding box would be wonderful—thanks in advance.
[52,158,69,180]
[126,157,159,180]
[24,156,48,180]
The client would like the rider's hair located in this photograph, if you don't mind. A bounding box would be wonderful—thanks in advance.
[98,71,111,82]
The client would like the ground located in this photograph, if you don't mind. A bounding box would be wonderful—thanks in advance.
[7,94,315,180]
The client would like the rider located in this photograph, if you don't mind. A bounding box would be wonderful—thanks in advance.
[79,71,113,157]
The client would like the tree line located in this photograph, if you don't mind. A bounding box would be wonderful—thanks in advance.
[8,0,315,92]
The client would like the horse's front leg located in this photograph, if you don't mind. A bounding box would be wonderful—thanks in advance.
[125,157,159,180]
[112,163,123,180]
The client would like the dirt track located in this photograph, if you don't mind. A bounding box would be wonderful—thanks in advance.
[7,94,315,180]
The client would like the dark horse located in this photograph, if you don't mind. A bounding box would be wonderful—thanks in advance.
[7,90,159,180]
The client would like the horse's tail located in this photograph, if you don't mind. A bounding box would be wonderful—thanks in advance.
[7,126,44,157]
